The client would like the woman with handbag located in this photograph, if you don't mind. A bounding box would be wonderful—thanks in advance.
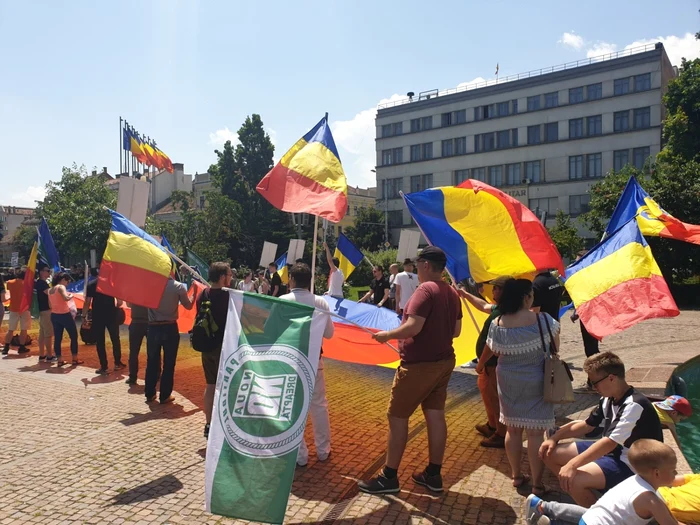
[482,278,559,496]
[48,272,83,367]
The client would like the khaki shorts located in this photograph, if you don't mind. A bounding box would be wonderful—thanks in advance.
[8,310,31,332]
[387,357,456,418]
[39,311,53,339]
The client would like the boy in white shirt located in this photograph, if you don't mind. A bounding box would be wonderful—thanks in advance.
[394,259,419,315]
[323,242,345,299]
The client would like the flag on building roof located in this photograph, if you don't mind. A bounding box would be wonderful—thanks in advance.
[403,179,564,283]
[606,175,700,245]
[565,219,679,340]
[333,233,363,278]
[256,115,348,223]
[38,218,60,273]
[275,252,288,285]
[205,290,327,524]
[20,241,38,313]
[98,210,172,308]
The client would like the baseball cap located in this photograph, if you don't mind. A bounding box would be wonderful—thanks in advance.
[413,246,447,266]
[487,275,513,288]
[654,395,692,417]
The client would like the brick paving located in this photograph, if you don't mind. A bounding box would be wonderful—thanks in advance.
[0,311,697,524]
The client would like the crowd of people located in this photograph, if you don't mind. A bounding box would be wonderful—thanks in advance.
[1,248,698,524]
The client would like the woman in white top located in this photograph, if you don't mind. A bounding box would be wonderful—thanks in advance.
[237,270,257,293]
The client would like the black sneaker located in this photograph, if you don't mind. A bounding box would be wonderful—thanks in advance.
[47,356,58,363]
[18,346,30,354]
[411,470,443,492]
[358,473,400,494]
[145,395,157,403]
[125,377,137,385]
[204,423,210,439]
[2,345,9,355]
[114,362,126,371]
[95,368,109,375]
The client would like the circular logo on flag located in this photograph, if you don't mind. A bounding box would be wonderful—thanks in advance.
[218,344,314,458]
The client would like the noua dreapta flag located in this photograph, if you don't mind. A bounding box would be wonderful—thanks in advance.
[205,290,327,524]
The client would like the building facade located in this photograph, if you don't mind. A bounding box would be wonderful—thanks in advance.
[0,206,35,265]
[375,43,676,243]
[334,186,377,236]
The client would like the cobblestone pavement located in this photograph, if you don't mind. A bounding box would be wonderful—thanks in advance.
[0,311,697,524]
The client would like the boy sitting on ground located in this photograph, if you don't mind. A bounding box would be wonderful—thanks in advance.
[525,439,681,524]
[539,352,663,506]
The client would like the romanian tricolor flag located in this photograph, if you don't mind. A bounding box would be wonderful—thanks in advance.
[404,179,564,283]
[155,146,174,173]
[275,252,288,285]
[20,242,38,313]
[98,210,173,308]
[256,115,348,223]
[607,176,700,245]
[565,219,679,340]
[334,233,363,278]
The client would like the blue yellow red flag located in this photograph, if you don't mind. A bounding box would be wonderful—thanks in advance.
[333,233,363,279]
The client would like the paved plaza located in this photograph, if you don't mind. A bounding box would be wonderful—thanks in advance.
[0,311,696,524]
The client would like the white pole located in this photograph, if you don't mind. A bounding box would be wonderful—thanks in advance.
[310,215,320,294]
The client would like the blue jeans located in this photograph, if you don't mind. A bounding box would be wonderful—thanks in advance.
[51,313,78,358]
[128,323,148,381]
[145,324,180,401]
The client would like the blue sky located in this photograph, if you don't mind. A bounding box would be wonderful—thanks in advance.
[2,0,699,206]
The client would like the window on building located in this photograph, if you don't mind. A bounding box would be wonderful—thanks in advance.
[497,130,510,149]
[569,118,584,139]
[614,110,630,132]
[527,95,541,111]
[525,160,542,183]
[614,78,630,96]
[527,125,541,145]
[529,197,558,215]
[569,87,584,104]
[482,104,495,119]
[506,163,521,185]
[634,73,651,92]
[410,174,433,193]
[614,149,629,172]
[410,144,421,161]
[454,169,469,185]
[472,167,486,182]
[545,92,559,108]
[512,99,518,114]
[410,175,422,193]
[633,147,651,169]
[454,109,466,124]
[381,124,392,137]
[634,107,651,129]
[441,139,454,157]
[483,132,496,151]
[474,107,482,121]
[422,142,433,159]
[498,101,510,116]
[587,115,602,136]
[587,153,602,178]
[353,205,359,216]
[474,135,482,153]
[489,165,503,187]
[384,177,403,199]
[441,112,452,127]
[545,122,558,142]
[569,194,591,215]
[422,116,432,130]
[393,122,403,135]
[387,210,403,227]
[587,83,602,100]
[199,195,205,209]
[347,205,351,216]
[569,155,584,179]
[410,118,421,133]
[455,137,467,155]
[511,129,519,147]
[393,147,402,163]
[382,149,393,166]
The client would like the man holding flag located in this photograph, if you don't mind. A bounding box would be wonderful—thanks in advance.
[3,242,38,355]
[323,241,344,299]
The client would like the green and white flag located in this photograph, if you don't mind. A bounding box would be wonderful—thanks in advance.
[205,290,326,524]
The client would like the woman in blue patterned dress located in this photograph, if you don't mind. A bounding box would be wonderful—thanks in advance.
[485,278,558,495]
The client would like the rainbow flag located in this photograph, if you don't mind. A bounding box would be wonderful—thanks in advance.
[607,176,700,245]
[20,242,38,313]
[403,179,564,283]
[565,219,679,340]
[275,252,288,285]
[256,115,347,223]
[98,210,172,308]
[334,233,363,278]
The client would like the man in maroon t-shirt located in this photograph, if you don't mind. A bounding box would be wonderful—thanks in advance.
[358,246,462,495]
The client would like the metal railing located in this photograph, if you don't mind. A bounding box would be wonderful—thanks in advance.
[377,43,659,110]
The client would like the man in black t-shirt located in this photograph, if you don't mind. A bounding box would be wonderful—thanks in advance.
[268,262,283,297]
[35,265,54,361]
[83,268,124,374]
[359,265,391,308]
[532,270,564,320]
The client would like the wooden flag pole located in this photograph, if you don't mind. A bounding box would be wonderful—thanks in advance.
[165,249,210,288]
[310,215,320,293]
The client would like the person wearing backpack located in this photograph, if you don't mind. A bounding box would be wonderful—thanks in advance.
[199,262,232,439]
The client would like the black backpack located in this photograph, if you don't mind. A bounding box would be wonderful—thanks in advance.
[190,289,220,353]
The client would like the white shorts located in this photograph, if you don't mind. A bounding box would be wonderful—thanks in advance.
[8,310,31,331]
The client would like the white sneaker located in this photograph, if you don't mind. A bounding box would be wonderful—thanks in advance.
[296,458,308,467]
[317,451,331,462]
[460,359,478,369]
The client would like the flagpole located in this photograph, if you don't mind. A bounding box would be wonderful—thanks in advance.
[165,249,210,288]
[310,215,320,293]
[119,117,123,176]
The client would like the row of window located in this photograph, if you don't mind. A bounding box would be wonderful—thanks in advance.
[454,160,542,187]
[614,108,651,132]
[383,174,434,199]
[381,73,653,138]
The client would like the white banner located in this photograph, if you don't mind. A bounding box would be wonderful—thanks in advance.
[287,239,306,263]
[397,229,421,262]
[116,177,150,228]
[259,241,278,268]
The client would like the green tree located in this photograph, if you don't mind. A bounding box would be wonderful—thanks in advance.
[344,207,387,251]
[346,248,399,287]
[660,57,700,163]
[11,222,40,261]
[547,210,584,262]
[33,164,116,262]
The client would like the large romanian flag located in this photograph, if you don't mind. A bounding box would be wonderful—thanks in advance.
[256,115,347,223]
[334,233,363,278]
[565,219,679,339]
[606,176,700,245]
[404,179,564,283]
[98,210,172,308]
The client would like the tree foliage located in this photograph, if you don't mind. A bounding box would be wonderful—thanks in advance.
[547,210,584,262]
[344,207,387,251]
[11,223,40,261]
[346,248,399,287]
[660,57,700,163]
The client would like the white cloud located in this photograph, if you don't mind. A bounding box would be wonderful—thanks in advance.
[208,127,239,147]
[559,32,584,50]
[457,76,487,89]
[586,42,618,58]
[11,185,46,207]
[623,33,700,65]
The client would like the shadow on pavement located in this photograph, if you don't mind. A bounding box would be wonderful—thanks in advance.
[110,474,184,505]
[119,403,200,426]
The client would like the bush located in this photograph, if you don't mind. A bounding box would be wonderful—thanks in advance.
[347,249,399,287]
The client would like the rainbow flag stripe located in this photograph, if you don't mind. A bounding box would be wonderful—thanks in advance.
[403,179,564,283]
[565,219,679,339]
[98,210,172,308]
[256,116,347,223]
